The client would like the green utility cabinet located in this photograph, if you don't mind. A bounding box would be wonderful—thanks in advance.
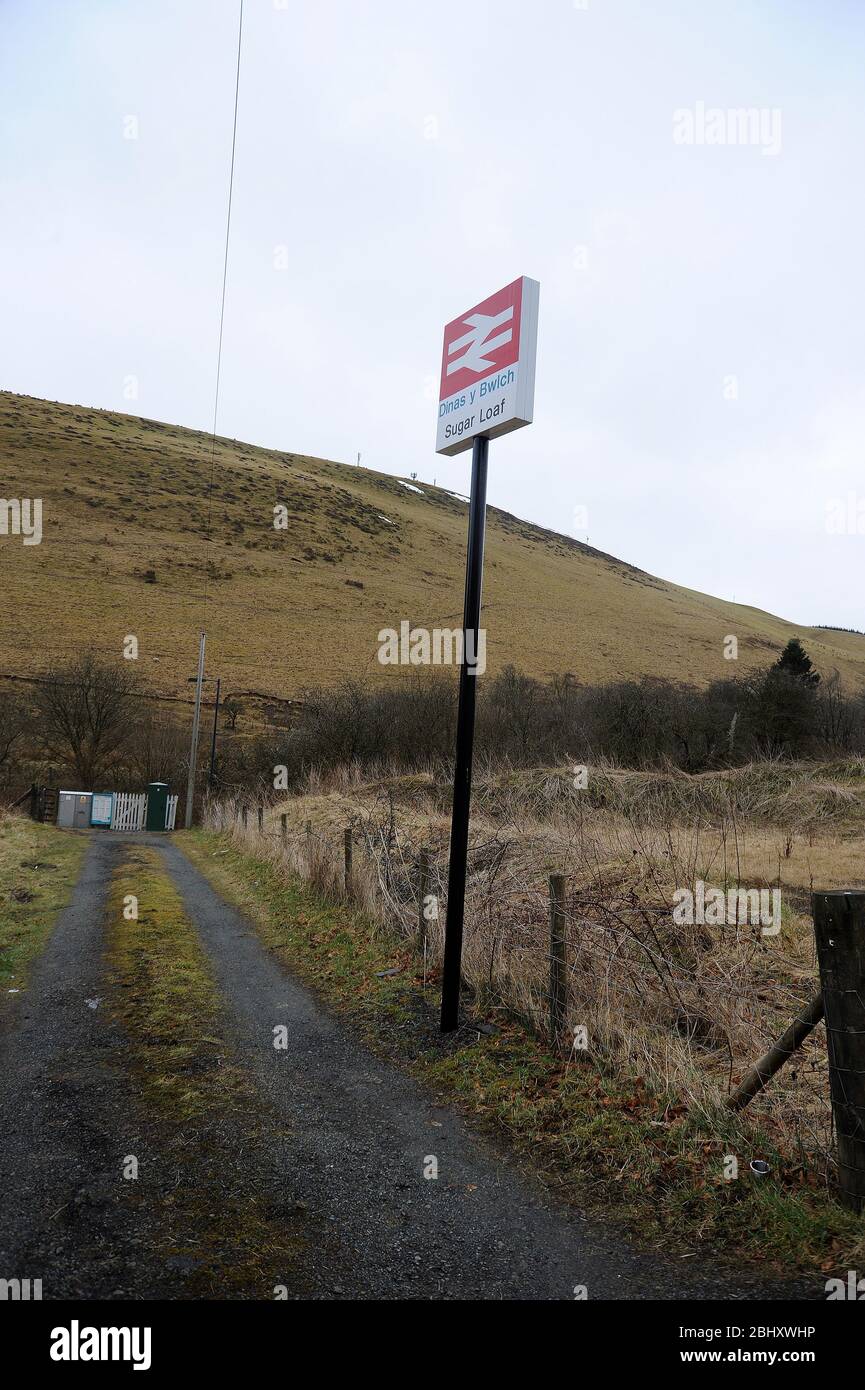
[145,782,169,832]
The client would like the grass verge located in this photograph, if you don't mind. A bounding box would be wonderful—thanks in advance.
[106,845,309,1296]
[179,827,864,1277]
[0,812,86,1001]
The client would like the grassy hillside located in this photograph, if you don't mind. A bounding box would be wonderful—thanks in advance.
[2,390,864,703]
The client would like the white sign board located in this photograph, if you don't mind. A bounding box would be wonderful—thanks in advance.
[436,276,539,457]
[90,793,114,826]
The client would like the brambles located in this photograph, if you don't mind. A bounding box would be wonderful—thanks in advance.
[207,752,865,1188]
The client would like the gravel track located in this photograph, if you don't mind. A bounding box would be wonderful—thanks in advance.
[0,831,818,1301]
[0,834,170,1298]
[156,839,817,1302]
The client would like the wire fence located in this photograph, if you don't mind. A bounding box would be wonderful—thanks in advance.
[204,792,836,1170]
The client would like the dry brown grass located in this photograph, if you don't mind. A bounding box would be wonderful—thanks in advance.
[204,757,865,1180]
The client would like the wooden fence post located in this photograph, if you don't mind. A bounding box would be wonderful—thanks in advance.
[549,874,567,1050]
[257,806,263,833]
[727,992,824,1112]
[418,848,430,954]
[280,813,287,843]
[344,827,352,897]
[241,806,248,830]
[812,890,865,1212]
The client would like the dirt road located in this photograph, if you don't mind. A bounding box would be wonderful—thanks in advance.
[0,833,816,1301]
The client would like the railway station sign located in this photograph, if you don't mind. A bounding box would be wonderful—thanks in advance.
[436,275,540,456]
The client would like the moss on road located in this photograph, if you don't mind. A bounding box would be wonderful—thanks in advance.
[105,845,311,1297]
[107,846,254,1122]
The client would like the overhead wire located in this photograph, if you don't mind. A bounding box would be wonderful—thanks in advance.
[201,0,245,631]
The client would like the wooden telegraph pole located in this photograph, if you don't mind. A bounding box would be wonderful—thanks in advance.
[208,675,221,791]
[184,631,206,830]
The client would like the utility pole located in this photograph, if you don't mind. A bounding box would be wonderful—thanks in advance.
[208,676,221,791]
[185,631,206,830]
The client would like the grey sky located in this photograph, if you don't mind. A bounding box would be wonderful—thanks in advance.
[2,0,864,631]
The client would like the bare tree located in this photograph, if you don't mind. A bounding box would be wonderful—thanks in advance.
[123,708,188,789]
[34,652,136,786]
[223,699,243,731]
[0,690,29,789]
[484,664,542,762]
[817,671,855,750]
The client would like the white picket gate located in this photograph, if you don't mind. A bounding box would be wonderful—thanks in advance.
[110,792,147,832]
[98,790,179,832]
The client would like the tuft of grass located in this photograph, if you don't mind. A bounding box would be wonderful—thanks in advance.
[179,828,865,1274]
[106,845,253,1121]
[105,845,309,1296]
[0,811,86,1000]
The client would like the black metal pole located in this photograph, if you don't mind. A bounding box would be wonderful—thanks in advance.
[440,434,489,1032]
[208,677,221,791]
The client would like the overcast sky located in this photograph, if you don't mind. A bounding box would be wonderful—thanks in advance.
[2,0,864,630]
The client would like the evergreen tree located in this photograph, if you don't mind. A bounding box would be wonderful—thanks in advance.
[743,640,821,757]
[775,637,820,686]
